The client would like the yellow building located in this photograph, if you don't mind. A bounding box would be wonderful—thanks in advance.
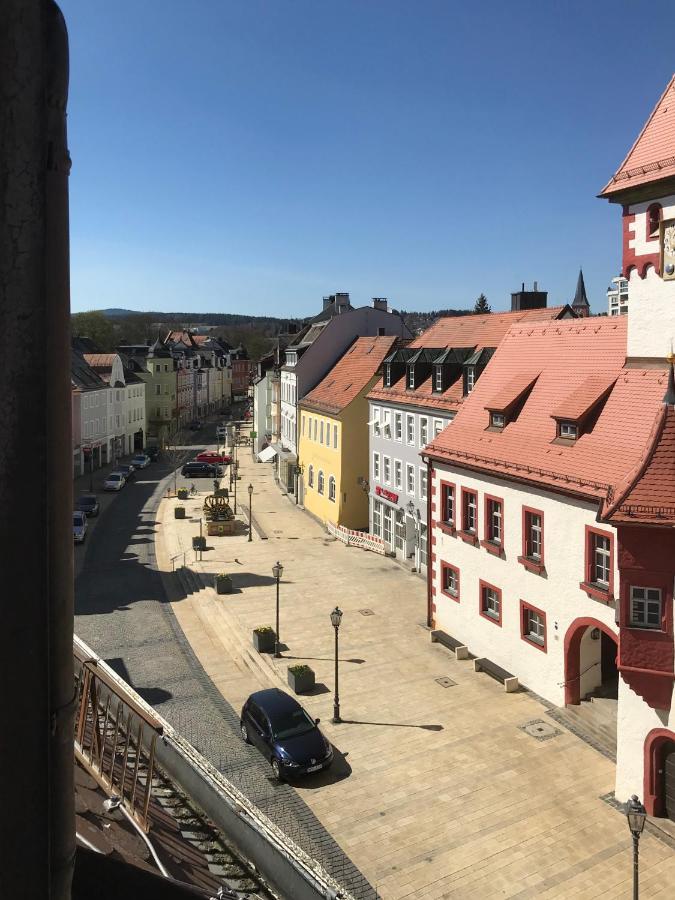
[298,336,398,529]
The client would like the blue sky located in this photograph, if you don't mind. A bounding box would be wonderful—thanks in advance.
[60,0,674,318]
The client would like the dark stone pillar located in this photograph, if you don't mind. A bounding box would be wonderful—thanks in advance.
[0,2,75,897]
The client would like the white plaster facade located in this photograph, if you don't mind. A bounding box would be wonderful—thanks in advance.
[431,465,619,708]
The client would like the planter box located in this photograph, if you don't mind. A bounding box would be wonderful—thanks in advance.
[215,575,233,595]
[287,667,315,694]
[207,519,235,536]
[192,536,206,551]
[252,630,276,653]
[174,506,186,519]
[177,488,188,500]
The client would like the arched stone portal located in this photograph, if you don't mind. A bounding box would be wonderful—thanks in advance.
[564,617,618,706]
[644,728,675,818]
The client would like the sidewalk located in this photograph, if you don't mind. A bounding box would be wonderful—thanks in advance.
[156,430,675,899]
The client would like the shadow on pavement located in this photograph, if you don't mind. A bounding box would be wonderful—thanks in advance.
[104,657,173,706]
[341,719,444,731]
[291,746,352,790]
[283,655,366,665]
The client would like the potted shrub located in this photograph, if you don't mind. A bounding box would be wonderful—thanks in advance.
[174,506,186,519]
[214,572,233,595]
[287,664,315,694]
[177,487,188,500]
[192,535,206,551]
[252,625,275,653]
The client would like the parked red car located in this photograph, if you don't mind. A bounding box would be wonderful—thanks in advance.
[195,451,232,465]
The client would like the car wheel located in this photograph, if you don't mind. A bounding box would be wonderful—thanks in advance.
[240,722,250,744]
[271,757,283,781]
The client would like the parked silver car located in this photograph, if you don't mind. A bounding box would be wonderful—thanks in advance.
[73,510,88,543]
[103,472,126,491]
[131,454,150,469]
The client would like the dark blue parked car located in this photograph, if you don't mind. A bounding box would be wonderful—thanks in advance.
[240,688,333,780]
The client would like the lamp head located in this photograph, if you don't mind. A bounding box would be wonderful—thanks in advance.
[330,606,343,629]
[272,561,283,579]
[248,483,253,496]
[625,794,647,836]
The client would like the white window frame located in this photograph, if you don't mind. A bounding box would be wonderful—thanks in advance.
[525,609,545,644]
[466,366,475,394]
[328,475,336,502]
[318,470,325,495]
[308,465,314,488]
[433,419,443,438]
[559,421,578,439]
[333,424,338,449]
[372,499,382,536]
[406,464,415,495]
[384,365,391,387]
[383,456,391,485]
[592,533,611,587]
[526,512,542,560]
[488,498,502,544]
[482,586,500,620]
[420,468,427,500]
[394,412,402,441]
[406,414,415,445]
[372,406,381,436]
[420,417,428,447]
[394,460,402,490]
[373,452,380,481]
[490,412,505,428]
[435,366,443,392]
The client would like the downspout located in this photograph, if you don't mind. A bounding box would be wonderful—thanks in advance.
[426,456,434,628]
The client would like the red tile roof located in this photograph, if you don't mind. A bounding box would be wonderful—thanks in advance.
[551,374,617,422]
[300,335,398,415]
[368,306,572,412]
[484,372,540,415]
[425,318,671,505]
[607,404,675,525]
[600,74,675,198]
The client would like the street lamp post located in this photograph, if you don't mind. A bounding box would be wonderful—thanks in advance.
[247,483,253,541]
[272,562,283,657]
[330,606,343,723]
[626,794,647,900]
[233,465,238,514]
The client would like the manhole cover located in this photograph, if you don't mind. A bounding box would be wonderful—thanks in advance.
[435,676,456,688]
[359,609,375,616]
[519,719,561,741]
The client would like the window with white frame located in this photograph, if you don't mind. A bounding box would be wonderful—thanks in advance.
[406,464,415,495]
[420,417,428,447]
[318,470,325,494]
[466,367,475,394]
[591,532,611,586]
[435,366,443,392]
[372,500,382,536]
[320,421,324,444]
[559,421,578,439]
[406,414,415,445]
[328,476,336,502]
[420,468,427,499]
[524,510,542,560]
[333,424,338,449]
[408,366,415,389]
[384,365,391,387]
[308,465,314,488]
[394,460,402,489]
[394,412,402,441]
[373,452,380,481]
[524,607,545,645]
[630,587,662,629]
[434,419,443,438]
[373,407,381,436]
[481,584,501,621]
[383,456,391,484]
[487,497,502,544]
[383,410,391,437]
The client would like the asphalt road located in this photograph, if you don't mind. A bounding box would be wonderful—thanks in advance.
[74,420,376,900]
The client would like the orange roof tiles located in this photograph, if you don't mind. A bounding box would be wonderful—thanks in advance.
[607,405,675,525]
[83,353,117,368]
[425,318,671,503]
[551,374,617,422]
[368,306,571,413]
[301,336,398,415]
[484,372,540,414]
[600,74,675,197]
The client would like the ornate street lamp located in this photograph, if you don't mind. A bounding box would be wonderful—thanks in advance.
[272,561,284,657]
[330,606,343,723]
[626,794,647,900]
[247,483,253,542]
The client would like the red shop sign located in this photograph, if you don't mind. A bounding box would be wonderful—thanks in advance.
[375,485,399,504]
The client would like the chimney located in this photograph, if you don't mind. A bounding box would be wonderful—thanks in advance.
[322,295,334,311]
[335,292,350,313]
[511,281,548,311]
[372,297,388,312]
[534,281,538,291]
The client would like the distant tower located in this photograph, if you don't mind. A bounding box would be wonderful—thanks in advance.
[571,269,590,318]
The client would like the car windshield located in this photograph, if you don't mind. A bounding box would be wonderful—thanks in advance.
[108,474,121,481]
[270,706,316,740]
[73,515,84,525]
[77,496,94,505]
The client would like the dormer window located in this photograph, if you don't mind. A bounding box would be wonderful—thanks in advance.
[408,366,415,389]
[490,412,505,429]
[647,203,662,238]
[558,421,578,440]
[466,367,475,394]
[384,364,392,387]
[434,366,443,392]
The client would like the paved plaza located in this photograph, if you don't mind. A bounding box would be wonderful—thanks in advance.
[156,434,675,899]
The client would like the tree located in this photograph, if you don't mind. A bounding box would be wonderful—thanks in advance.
[71,311,116,350]
[474,294,491,314]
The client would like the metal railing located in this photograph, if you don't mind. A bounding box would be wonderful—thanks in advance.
[73,639,163,832]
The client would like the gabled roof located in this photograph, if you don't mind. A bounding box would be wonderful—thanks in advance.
[369,306,571,413]
[425,318,671,504]
[551,374,617,423]
[300,336,398,415]
[600,74,675,198]
[484,372,540,415]
[71,350,108,392]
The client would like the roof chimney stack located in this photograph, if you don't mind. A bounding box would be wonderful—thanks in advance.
[372,297,388,312]
[335,292,350,313]
[511,281,548,311]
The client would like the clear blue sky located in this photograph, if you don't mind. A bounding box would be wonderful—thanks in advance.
[60,0,674,318]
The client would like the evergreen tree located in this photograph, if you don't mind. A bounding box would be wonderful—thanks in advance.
[473,293,491,314]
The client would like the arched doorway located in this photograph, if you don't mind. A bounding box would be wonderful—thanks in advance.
[564,617,618,706]
[644,729,675,818]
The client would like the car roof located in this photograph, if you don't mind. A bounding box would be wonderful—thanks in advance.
[248,688,303,718]
[77,494,96,501]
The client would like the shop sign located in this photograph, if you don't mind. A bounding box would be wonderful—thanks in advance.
[375,485,399,504]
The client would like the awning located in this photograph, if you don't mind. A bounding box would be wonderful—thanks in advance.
[257,445,277,462]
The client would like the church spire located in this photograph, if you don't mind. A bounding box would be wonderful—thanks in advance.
[572,268,590,317]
